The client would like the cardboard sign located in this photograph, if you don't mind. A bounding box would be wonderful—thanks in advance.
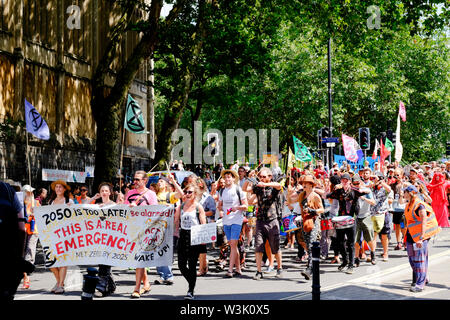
[190,223,217,246]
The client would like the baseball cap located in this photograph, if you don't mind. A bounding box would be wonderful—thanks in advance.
[403,185,418,193]
[352,176,361,183]
[341,173,351,180]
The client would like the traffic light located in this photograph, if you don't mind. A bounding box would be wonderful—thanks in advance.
[321,127,330,149]
[207,133,219,156]
[358,127,370,150]
[317,129,322,150]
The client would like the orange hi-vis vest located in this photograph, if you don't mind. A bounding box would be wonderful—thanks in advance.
[25,198,40,235]
[404,196,440,242]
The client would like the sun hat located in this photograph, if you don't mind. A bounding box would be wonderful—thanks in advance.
[50,180,71,192]
[22,185,35,193]
[220,169,239,183]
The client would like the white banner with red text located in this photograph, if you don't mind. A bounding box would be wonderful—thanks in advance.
[34,204,174,268]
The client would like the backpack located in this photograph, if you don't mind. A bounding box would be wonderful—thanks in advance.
[219,185,242,205]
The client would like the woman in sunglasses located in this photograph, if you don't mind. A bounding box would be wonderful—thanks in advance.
[174,183,207,300]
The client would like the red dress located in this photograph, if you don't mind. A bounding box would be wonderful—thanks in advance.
[427,173,450,228]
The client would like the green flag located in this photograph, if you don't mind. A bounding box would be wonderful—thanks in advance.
[293,136,313,162]
[385,137,394,152]
[124,94,146,134]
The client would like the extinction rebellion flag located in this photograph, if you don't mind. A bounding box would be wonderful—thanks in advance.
[124,94,146,134]
[24,99,50,140]
[293,136,313,162]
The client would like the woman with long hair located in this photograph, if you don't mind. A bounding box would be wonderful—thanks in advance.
[174,183,207,300]
[92,182,117,297]
[47,180,74,294]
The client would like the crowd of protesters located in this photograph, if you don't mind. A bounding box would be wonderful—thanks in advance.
[2,157,449,300]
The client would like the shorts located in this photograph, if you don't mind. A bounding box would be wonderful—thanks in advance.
[371,214,385,234]
[254,219,280,254]
[223,224,242,241]
[392,211,404,225]
[356,216,374,243]
[380,212,392,236]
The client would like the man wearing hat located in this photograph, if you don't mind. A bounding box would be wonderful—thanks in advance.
[403,184,440,292]
[218,169,248,278]
[351,175,377,268]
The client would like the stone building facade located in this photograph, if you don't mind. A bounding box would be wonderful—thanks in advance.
[0,0,155,190]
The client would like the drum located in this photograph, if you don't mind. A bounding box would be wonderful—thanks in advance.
[320,218,334,231]
[331,216,355,229]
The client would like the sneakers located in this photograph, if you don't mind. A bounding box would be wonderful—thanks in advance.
[370,252,377,265]
[354,258,360,267]
[184,291,194,300]
[253,271,263,280]
[263,266,275,274]
[345,266,354,274]
[54,285,65,294]
[275,269,283,278]
[409,286,423,293]
[338,262,348,271]
[154,277,164,284]
[301,269,312,280]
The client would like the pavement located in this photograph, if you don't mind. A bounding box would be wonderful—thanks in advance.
[14,227,450,301]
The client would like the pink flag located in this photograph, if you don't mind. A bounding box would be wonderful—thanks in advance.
[399,101,406,122]
[342,134,360,163]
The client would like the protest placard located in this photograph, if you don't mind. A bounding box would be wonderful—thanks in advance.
[34,204,174,268]
[190,223,217,246]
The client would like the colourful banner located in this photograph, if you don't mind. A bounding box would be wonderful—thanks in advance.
[34,204,174,268]
[334,154,379,173]
[42,168,87,183]
[293,136,313,162]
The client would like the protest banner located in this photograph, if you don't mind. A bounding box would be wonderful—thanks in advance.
[34,204,174,268]
[190,223,217,246]
[334,154,379,173]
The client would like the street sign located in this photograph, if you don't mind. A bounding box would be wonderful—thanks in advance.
[321,137,339,143]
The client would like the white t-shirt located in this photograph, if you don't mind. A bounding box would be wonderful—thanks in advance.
[180,208,200,231]
[219,185,246,226]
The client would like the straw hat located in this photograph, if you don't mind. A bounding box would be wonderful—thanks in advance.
[50,180,71,192]
[220,169,239,183]
[301,175,316,186]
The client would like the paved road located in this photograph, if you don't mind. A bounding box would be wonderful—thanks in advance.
[14,228,450,301]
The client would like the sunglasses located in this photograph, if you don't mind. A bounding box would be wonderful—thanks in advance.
[133,178,142,181]
[259,175,272,179]
[81,189,88,192]
[353,183,360,186]
[185,190,194,194]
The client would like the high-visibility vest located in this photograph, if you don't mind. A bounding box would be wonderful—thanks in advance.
[404,197,440,242]
[25,198,39,235]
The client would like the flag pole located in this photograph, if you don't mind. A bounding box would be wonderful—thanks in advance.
[26,131,32,185]
[119,127,126,190]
